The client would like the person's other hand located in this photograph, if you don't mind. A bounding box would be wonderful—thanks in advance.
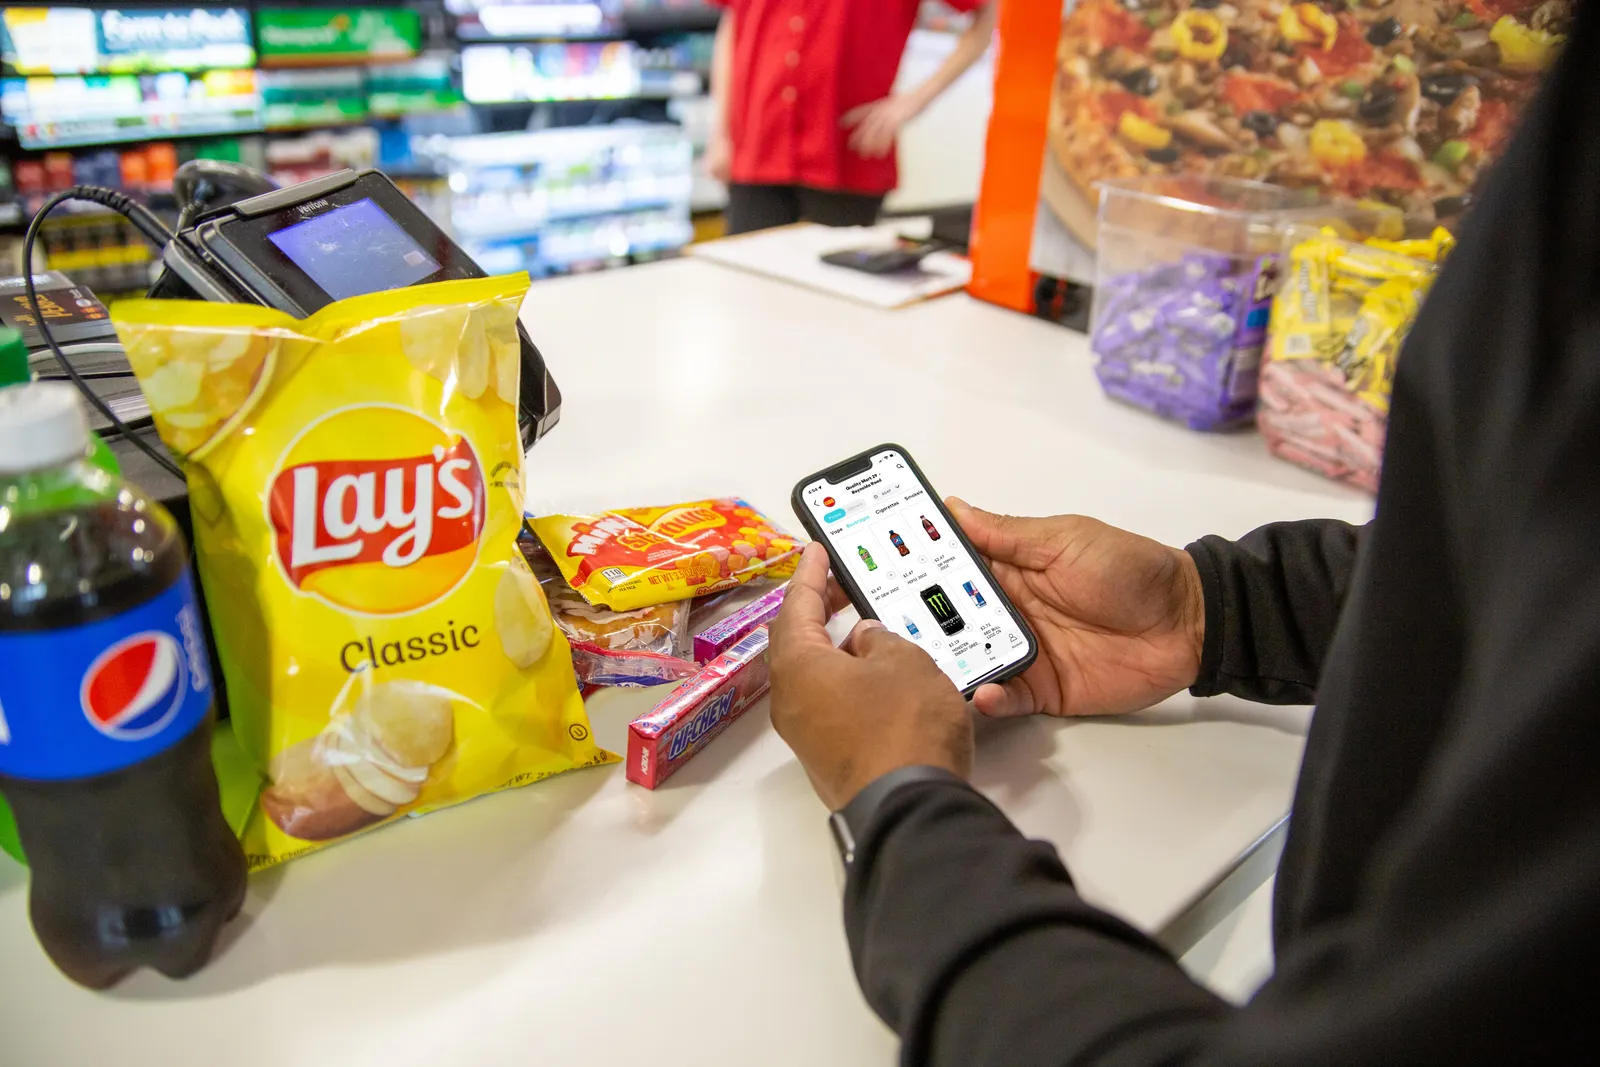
[706,130,733,183]
[769,543,972,811]
[840,94,923,159]
[947,500,1205,720]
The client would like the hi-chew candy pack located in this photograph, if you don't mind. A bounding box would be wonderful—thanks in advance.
[626,627,772,789]
[112,274,615,870]
[527,498,799,611]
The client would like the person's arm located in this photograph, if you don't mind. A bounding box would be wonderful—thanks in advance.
[849,719,1600,1067]
[841,1,997,159]
[1185,520,1365,705]
[706,6,736,183]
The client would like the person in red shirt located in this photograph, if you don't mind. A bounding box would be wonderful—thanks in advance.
[708,0,997,235]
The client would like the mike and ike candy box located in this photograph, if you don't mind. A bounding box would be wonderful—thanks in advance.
[526,499,800,611]
[112,274,615,870]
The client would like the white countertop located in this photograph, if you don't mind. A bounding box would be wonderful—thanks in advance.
[0,259,1373,1066]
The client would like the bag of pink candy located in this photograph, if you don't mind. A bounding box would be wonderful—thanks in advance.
[1258,224,1452,493]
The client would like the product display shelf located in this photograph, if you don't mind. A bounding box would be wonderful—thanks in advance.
[421,123,693,275]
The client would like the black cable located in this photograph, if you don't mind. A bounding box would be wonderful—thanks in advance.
[23,186,183,480]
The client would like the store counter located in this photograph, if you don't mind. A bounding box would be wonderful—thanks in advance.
[0,260,1373,1066]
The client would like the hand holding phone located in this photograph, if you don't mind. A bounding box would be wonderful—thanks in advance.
[791,445,1038,697]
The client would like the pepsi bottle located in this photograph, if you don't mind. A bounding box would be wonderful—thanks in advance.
[0,383,245,989]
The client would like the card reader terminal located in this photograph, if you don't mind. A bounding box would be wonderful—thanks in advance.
[150,168,560,445]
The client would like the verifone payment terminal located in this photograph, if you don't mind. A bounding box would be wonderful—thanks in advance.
[149,168,561,445]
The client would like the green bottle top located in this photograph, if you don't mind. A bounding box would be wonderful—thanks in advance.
[0,325,27,387]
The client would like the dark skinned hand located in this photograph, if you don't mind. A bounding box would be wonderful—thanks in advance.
[768,543,972,811]
[946,499,1205,719]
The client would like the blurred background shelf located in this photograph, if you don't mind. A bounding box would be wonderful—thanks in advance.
[1,0,722,286]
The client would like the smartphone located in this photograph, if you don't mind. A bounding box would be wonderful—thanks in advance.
[792,444,1038,697]
[819,238,947,274]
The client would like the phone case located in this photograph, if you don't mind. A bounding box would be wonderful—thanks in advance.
[791,443,1038,698]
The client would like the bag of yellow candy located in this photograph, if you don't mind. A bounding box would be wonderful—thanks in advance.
[528,499,800,611]
[112,274,615,870]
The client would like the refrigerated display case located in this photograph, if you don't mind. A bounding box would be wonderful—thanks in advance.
[420,123,692,275]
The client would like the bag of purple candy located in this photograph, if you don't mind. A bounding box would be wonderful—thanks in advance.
[1091,251,1278,430]
[1089,177,1322,431]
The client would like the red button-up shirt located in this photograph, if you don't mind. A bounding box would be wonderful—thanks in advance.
[713,0,982,194]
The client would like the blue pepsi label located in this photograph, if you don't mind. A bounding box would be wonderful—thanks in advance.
[0,573,211,780]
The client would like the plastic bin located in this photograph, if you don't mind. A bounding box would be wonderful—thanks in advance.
[1257,223,1447,493]
[1089,176,1322,431]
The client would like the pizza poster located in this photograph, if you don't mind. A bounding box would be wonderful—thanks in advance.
[969,0,1570,311]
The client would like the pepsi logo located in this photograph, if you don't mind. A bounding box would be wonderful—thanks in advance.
[80,632,188,741]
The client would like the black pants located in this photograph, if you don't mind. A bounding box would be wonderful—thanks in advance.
[725,183,886,235]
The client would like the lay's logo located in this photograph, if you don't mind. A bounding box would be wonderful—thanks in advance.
[268,405,486,615]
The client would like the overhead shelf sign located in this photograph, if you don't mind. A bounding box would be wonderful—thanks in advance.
[256,7,421,66]
[0,7,255,75]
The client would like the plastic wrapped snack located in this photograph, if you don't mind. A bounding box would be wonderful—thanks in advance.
[626,627,773,789]
[517,533,699,688]
[1089,176,1325,431]
[1259,227,1449,493]
[112,275,615,870]
[527,498,800,611]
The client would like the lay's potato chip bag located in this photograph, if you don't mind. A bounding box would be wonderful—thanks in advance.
[529,500,800,611]
[112,274,615,870]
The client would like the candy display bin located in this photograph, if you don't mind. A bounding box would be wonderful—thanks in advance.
[1089,176,1322,431]
[1257,223,1446,493]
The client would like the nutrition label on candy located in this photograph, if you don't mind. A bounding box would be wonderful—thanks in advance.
[802,450,1029,690]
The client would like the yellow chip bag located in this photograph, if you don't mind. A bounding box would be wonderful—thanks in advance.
[112,275,615,870]
[528,500,800,611]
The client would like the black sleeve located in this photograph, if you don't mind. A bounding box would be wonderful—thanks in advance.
[849,765,1600,1066]
[1184,520,1364,705]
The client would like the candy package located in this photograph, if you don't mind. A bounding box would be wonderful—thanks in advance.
[517,534,699,688]
[526,498,800,611]
[626,627,773,789]
[1259,227,1449,492]
[112,275,616,870]
[1090,250,1277,430]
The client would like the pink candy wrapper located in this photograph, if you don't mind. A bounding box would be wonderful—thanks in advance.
[693,584,786,664]
[627,627,772,789]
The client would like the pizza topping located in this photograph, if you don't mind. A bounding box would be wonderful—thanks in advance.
[1311,119,1369,166]
[1118,112,1174,151]
[1172,11,1229,62]
[1365,17,1404,47]
[1241,110,1280,137]
[1120,67,1162,95]
[1083,0,1153,52]
[1440,83,1482,136]
[1431,138,1473,170]
[1168,110,1242,151]
[1358,79,1398,121]
[1096,89,1151,126]
[1280,4,1339,51]
[1488,15,1563,72]
[1464,95,1513,151]
[1418,70,1474,104]
[1221,71,1301,115]
[1347,152,1425,193]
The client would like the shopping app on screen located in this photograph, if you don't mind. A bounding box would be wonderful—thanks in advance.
[803,449,1030,690]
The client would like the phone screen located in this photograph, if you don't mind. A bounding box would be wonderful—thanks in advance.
[798,447,1033,692]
